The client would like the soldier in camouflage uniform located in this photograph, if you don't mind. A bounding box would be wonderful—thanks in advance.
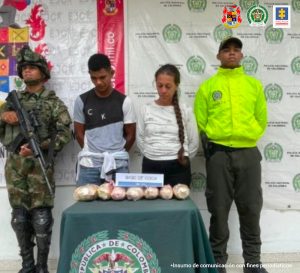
[0,46,72,273]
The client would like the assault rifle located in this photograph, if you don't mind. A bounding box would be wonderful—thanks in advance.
[6,90,54,197]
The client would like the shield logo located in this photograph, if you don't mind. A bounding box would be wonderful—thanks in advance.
[222,5,242,28]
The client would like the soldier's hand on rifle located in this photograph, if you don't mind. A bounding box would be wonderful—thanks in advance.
[1,111,19,125]
[19,143,33,157]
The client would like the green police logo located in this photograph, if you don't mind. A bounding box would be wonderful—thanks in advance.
[188,0,207,12]
[292,0,300,13]
[212,90,222,101]
[264,25,284,44]
[292,113,300,132]
[162,24,182,43]
[293,174,300,192]
[264,84,283,103]
[247,5,269,27]
[239,0,259,11]
[241,56,258,75]
[191,172,206,192]
[213,24,233,43]
[291,56,300,75]
[186,56,206,75]
[70,230,161,273]
[264,143,283,162]
[14,77,25,91]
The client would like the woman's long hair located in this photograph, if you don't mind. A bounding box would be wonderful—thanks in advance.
[155,64,187,166]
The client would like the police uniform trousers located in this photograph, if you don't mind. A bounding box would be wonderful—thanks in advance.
[205,146,263,265]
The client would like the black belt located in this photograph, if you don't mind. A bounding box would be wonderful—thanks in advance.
[209,142,245,153]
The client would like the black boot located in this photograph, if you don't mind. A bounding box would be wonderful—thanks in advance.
[11,208,36,273]
[32,208,53,273]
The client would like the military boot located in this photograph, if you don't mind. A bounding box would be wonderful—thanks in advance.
[32,208,53,273]
[11,208,36,273]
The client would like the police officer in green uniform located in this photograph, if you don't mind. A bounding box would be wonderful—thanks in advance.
[0,46,72,273]
[194,37,268,273]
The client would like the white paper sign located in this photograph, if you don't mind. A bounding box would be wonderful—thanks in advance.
[115,173,164,187]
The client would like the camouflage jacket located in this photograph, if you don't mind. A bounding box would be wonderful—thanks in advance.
[0,88,72,153]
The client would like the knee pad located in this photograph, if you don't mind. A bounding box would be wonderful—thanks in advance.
[11,207,31,233]
[32,208,53,234]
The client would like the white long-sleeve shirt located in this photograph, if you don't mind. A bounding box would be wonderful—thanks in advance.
[137,101,199,160]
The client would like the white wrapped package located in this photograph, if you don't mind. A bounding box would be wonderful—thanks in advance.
[126,187,144,201]
[111,186,126,201]
[159,185,173,200]
[173,184,190,200]
[73,184,99,201]
[144,187,159,200]
[97,182,113,200]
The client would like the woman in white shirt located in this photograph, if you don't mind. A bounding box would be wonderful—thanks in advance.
[137,64,199,186]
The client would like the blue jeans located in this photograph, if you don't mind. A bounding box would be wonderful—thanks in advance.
[76,159,129,186]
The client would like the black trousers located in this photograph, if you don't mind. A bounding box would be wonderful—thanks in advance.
[142,156,191,187]
[205,147,263,264]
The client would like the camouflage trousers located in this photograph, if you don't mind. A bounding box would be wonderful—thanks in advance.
[5,153,55,210]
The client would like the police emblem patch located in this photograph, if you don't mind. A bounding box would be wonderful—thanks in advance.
[212,90,222,101]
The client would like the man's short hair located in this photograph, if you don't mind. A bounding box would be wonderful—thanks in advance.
[88,53,111,71]
[218,37,243,52]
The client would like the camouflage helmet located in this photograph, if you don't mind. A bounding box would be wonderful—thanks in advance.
[17,45,51,80]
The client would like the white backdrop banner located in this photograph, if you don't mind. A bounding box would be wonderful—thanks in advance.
[0,0,299,209]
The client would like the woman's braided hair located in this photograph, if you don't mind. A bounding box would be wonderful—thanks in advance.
[155,64,187,166]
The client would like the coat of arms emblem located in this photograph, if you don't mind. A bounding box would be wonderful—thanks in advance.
[222,5,242,28]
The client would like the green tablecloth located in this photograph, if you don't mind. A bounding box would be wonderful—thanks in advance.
[57,198,217,273]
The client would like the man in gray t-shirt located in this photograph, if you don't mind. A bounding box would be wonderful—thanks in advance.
[73,53,136,186]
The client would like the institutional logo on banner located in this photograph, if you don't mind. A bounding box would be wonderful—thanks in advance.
[221,5,242,28]
[293,174,300,192]
[97,0,125,93]
[239,0,259,11]
[213,24,233,43]
[264,84,283,103]
[70,230,161,273]
[191,172,206,192]
[162,24,182,43]
[264,143,283,162]
[187,0,207,12]
[241,56,258,75]
[273,5,291,28]
[186,56,206,75]
[292,0,300,12]
[292,113,300,132]
[291,56,300,75]
[264,25,284,44]
[247,5,268,27]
